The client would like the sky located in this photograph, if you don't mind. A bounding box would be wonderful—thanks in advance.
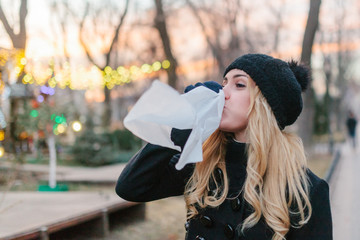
[0,0,154,59]
[1,0,360,96]
[0,0,308,60]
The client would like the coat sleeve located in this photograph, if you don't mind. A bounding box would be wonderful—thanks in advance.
[115,143,193,202]
[287,175,333,240]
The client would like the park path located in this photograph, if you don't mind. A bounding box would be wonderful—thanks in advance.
[330,140,360,240]
[1,141,358,239]
[0,162,129,239]
[0,161,126,183]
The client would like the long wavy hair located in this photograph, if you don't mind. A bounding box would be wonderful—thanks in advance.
[184,81,312,240]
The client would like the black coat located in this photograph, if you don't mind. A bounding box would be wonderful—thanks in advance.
[116,140,333,240]
[346,117,357,136]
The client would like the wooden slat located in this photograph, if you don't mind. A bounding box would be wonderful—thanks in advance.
[3,201,142,240]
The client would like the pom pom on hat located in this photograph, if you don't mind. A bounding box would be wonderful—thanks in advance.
[287,60,311,92]
[223,53,311,129]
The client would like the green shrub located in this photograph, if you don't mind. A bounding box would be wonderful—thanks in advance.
[110,129,141,150]
[70,129,141,166]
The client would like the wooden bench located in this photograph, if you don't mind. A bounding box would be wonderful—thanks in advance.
[1,197,145,240]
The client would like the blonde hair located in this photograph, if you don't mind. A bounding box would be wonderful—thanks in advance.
[184,129,229,217]
[184,82,312,240]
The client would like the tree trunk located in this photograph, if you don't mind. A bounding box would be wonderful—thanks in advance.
[297,0,322,147]
[47,133,57,188]
[78,0,130,128]
[323,56,333,154]
[186,0,226,75]
[0,0,27,49]
[154,0,178,89]
[335,7,347,132]
[102,87,111,128]
[0,0,28,152]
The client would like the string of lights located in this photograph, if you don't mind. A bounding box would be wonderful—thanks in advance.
[21,59,171,90]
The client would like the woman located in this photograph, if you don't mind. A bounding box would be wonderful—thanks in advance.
[116,54,332,240]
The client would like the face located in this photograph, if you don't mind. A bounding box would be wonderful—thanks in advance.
[219,69,252,142]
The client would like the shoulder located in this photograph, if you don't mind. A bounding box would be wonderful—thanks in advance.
[306,169,330,202]
[306,168,326,185]
[287,169,333,239]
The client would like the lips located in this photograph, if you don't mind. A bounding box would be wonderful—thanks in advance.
[221,107,227,117]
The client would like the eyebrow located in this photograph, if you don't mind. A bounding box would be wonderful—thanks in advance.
[224,74,248,80]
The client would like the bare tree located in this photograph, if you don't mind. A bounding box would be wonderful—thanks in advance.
[300,0,322,66]
[333,0,355,132]
[66,0,130,128]
[186,0,226,74]
[184,0,289,79]
[154,0,179,88]
[297,0,322,147]
[316,29,334,153]
[266,0,286,55]
[48,0,81,123]
[185,0,242,76]
[0,0,28,151]
[0,0,27,49]
[49,0,71,63]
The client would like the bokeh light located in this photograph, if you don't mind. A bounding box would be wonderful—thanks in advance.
[19,58,170,91]
[20,58,27,65]
[0,146,4,158]
[30,110,39,118]
[57,124,66,134]
[162,60,170,69]
[53,114,66,124]
[0,130,4,141]
[152,61,162,71]
[37,95,44,103]
[48,87,55,95]
[72,121,82,132]
[19,131,28,140]
[141,64,152,73]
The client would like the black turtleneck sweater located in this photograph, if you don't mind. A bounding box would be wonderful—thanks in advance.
[116,140,332,240]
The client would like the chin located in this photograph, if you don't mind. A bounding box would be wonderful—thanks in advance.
[219,124,247,135]
[218,125,232,132]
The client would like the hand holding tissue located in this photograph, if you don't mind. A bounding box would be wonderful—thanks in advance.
[123,80,225,170]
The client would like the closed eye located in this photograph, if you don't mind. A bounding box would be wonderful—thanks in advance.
[236,83,246,88]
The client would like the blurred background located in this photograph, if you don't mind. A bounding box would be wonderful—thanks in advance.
[0,0,359,239]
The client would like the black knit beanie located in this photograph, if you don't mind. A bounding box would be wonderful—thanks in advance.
[223,53,310,129]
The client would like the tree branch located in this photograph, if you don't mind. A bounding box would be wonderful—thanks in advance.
[154,0,178,88]
[106,0,130,65]
[19,0,28,41]
[186,0,224,70]
[78,2,101,69]
[0,3,16,41]
[301,0,322,65]
[0,0,27,49]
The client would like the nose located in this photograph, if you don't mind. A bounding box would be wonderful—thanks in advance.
[223,85,230,100]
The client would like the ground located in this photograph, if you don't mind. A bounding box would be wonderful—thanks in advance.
[308,152,333,178]
[106,196,187,240]
[0,149,333,240]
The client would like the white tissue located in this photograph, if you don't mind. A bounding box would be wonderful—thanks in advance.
[124,80,225,170]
